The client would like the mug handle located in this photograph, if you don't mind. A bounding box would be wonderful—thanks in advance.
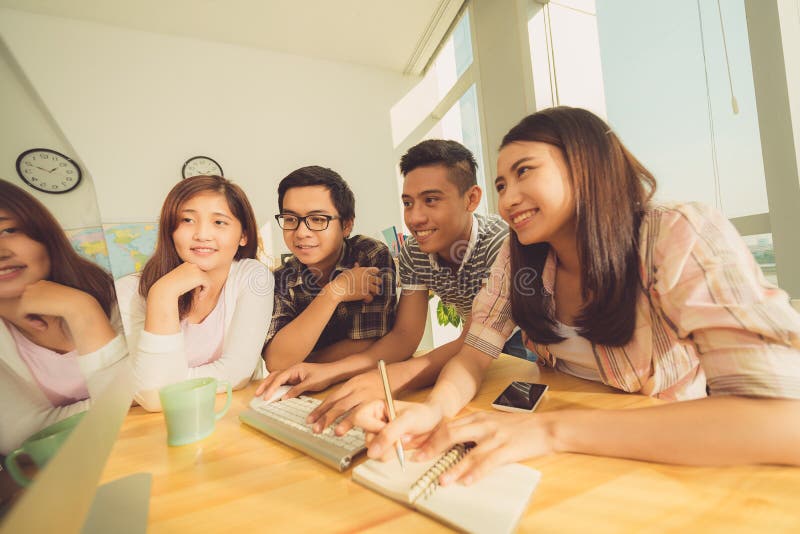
[5,448,32,487]
[215,381,232,421]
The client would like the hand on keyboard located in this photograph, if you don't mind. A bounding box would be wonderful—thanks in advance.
[254,362,341,402]
[250,385,291,408]
[247,396,366,447]
[307,370,385,434]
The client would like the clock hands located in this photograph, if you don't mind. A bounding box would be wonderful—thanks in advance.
[33,166,58,173]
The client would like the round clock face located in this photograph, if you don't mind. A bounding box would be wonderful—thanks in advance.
[182,156,223,179]
[15,148,82,194]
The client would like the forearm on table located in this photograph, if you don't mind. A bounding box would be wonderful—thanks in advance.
[318,320,432,387]
[186,350,258,389]
[392,337,465,394]
[548,396,800,466]
[132,340,186,386]
[427,345,493,417]
[308,338,377,364]
[329,286,427,368]
[313,323,424,378]
[264,289,341,370]
[321,343,412,385]
[132,348,187,412]
[348,317,425,365]
[197,297,271,388]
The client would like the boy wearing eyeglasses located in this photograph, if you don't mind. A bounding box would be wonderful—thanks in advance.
[258,143,516,422]
[259,166,397,388]
[299,139,513,434]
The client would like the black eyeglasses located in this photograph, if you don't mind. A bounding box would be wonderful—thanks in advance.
[275,213,341,231]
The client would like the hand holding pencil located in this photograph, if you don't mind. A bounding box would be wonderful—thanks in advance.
[348,388,447,463]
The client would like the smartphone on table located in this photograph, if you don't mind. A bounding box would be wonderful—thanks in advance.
[491,381,548,413]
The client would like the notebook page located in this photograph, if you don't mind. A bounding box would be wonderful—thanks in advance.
[352,456,439,502]
[419,463,540,534]
[353,457,540,534]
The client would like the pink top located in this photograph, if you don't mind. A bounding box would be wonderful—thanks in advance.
[182,288,225,368]
[6,319,90,407]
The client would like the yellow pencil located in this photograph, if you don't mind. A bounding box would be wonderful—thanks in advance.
[377,359,405,471]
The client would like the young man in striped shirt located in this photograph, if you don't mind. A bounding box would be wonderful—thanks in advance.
[294,140,515,431]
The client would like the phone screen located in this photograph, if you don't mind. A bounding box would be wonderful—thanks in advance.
[492,381,548,411]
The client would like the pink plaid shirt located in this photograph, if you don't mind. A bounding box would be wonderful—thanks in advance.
[466,202,800,401]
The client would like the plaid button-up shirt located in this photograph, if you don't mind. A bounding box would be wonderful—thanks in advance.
[466,202,800,401]
[267,235,396,353]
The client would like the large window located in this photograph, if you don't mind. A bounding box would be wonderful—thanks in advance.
[527,0,778,284]
[742,233,777,285]
[390,9,482,346]
[422,84,487,215]
[527,0,607,118]
[390,10,473,147]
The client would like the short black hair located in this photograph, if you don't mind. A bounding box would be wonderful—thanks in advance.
[277,165,356,222]
[398,139,478,194]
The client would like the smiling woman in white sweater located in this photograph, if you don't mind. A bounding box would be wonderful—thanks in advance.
[115,175,273,412]
[0,180,127,455]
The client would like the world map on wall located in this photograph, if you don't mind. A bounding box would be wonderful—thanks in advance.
[64,227,112,273]
[65,223,158,279]
[103,223,158,279]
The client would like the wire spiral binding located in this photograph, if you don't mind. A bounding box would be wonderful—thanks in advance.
[408,443,474,503]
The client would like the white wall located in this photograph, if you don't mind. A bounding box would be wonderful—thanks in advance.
[0,8,413,257]
[0,42,102,230]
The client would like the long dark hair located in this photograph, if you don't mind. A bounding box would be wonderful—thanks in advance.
[139,175,258,318]
[0,180,116,316]
[502,107,656,346]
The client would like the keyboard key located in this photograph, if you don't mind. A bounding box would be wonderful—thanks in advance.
[245,395,366,466]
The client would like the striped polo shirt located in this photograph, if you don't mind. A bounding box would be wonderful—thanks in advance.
[398,214,508,319]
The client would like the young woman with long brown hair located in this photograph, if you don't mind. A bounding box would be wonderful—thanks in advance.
[0,180,127,455]
[352,106,800,478]
[116,175,273,411]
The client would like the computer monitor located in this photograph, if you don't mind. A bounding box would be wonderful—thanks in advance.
[0,366,149,534]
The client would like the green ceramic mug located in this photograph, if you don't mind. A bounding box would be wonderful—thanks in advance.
[158,377,232,446]
[5,411,88,487]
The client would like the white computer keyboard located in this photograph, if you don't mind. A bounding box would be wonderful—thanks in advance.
[249,395,366,447]
[241,393,367,471]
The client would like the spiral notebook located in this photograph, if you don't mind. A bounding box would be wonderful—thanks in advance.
[352,444,541,534]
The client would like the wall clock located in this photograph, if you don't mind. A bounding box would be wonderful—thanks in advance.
[182,156,223,179]
[15,148,82,194]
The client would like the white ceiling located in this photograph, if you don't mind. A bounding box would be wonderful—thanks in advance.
[0,0,465,74]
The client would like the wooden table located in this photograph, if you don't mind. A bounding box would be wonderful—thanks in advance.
[99,356,800,532]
